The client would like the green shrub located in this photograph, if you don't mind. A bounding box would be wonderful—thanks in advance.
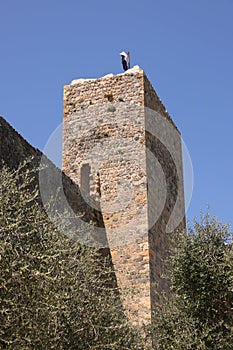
[0,160,145,349]
[152,214,233,350]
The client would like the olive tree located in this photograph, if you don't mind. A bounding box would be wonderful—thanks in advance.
[152,214,233,350]
[0,161,146,349]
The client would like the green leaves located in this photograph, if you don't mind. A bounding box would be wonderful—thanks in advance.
[4,159,232,349]
[152,214,233,349]
[0,161,145,349]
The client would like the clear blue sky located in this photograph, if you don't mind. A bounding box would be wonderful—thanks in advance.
[1,0,233,226]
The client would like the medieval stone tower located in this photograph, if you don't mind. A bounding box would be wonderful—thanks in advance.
[62,66,186,324]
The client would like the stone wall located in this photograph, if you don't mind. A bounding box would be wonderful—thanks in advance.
[62,66,186,324]
[0,115,107,251]
[143,76,186,315]
[0,62,186,328]
[0,116,41,169]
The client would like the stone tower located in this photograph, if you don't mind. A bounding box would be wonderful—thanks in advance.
[62,66,186,324]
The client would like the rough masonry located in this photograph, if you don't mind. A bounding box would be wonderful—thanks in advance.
[0,115,107,254]
[62,66,186,323]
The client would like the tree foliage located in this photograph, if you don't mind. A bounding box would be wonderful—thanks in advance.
[0,161,145,349]
[152,214,233,349]
[2,160,232,350]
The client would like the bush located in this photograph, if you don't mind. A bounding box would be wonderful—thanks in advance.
[0,161,145,349]
[152,214,233,350]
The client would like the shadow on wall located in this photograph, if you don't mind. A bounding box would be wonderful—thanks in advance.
[0,115,112,257]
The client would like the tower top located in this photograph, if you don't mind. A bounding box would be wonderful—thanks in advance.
[64,65,178,132]
[70,65,143,85]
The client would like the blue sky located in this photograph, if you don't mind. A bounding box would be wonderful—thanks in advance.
[1,0,233,226]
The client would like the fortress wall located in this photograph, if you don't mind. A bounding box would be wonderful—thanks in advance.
[0,62,186,328]
[0,115,106,248]
[143,76,186,312]
[62,67,186,323]
[63,68,151,322]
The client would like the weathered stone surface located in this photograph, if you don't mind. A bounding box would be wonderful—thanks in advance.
[62,66,186,324]
[0,63,186,327]
[0,115,107,252]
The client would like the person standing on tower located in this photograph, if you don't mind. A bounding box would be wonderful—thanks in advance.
[120,51,130,71]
